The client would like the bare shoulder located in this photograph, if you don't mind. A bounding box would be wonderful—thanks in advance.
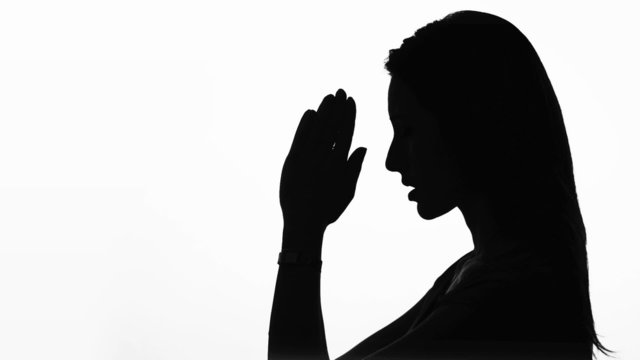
[441,258,589,343]
[336,252,475,360]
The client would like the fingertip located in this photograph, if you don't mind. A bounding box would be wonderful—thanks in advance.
[318,94,335,110]
[321,93,334,104]
[347,97,356,113]
[303,109,316,119]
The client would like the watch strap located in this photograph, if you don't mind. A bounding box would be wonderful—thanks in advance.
[278,250,322,272]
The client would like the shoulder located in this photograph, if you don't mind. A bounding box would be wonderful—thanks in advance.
[354,251,592,359]
[439,257,589,343]
[336,252,476,360]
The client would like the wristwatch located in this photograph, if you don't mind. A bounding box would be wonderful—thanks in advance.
[278,250,322,272]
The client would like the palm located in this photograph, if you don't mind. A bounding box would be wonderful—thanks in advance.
[280,89,367,230]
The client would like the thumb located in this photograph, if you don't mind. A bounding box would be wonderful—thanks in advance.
[346,147,367,185]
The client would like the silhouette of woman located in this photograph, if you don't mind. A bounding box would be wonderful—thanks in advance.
[269,10,614,360]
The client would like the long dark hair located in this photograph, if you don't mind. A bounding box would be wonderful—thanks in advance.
[384,10,613,358]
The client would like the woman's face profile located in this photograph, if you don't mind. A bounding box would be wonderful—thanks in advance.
[386,76,463,220]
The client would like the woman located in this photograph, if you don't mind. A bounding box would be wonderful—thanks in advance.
[269,10,613,360]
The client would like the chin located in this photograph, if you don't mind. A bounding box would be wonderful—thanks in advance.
[416,199,457,220]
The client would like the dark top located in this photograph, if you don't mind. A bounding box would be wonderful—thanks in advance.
[337,249,593,359]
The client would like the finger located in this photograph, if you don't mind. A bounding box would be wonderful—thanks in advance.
[289,109,317,157]
[331,89,348,160]
[314,93,336,151]
[346,147,367,196]
[335,96,356,160]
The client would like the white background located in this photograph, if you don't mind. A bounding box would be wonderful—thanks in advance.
[0,1,637,359]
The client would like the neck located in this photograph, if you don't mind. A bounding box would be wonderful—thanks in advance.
[457,190,528,264]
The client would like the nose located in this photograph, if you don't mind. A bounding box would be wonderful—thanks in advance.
[385,151,396,173]
[385,138,404,174]
[386,146,414,188]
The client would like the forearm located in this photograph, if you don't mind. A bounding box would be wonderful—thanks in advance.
[268,225,329,360]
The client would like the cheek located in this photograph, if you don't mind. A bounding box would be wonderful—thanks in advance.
[409,140,444,173]
[410,140,460,194]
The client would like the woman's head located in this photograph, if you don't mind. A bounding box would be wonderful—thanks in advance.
[386,10,573,227]
[384,10,613,357]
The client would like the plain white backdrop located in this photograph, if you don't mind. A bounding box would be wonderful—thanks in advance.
[0,1,637,359]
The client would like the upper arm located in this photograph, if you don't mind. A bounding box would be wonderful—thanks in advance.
[334,292,430,360]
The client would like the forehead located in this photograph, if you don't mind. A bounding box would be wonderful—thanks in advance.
[388,76,424,122]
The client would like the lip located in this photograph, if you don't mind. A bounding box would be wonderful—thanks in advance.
[408,188,417,201]
[402,178,415,187]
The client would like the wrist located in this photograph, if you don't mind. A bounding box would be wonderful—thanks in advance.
[282,223,325,257]
[278,249,323,272]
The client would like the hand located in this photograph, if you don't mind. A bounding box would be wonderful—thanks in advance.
[280,89,367,234]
